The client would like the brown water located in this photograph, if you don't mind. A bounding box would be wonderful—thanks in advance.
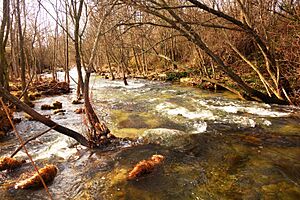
[1,72,300,199]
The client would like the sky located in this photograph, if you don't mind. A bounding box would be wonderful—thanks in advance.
[0,0,63,32]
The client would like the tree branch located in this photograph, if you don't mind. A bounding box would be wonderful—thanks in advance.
[10,125,57,158]
[0,87,90,147]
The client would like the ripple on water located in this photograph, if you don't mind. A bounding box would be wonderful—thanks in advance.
[1,76,300,200]
[156,102,214,120]
[197,99,292,117]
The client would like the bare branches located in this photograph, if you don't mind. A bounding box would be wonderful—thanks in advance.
[36,0,75,41]
[121,0,289,104]
[10,125,57,158]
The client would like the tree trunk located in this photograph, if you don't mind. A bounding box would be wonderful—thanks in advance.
[73,0,85,98]
[105,48,115,80]
[84,72,110,146]
[64,2,70,84]
[16,0,29,104]
[0,0,10,91]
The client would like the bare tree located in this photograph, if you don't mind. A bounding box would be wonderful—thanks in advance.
[70,0,85,97]
[16,0,30,104]
[0,0,10,90]
[121,0,290,104]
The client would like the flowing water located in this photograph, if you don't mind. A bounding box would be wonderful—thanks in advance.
[1,72,300,199]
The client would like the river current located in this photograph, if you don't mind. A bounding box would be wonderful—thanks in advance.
[1,71,300,199]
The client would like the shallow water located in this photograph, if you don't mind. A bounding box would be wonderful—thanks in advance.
[1,72,300,199]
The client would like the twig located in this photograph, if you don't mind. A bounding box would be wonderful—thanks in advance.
[0,98,53,200]
[10,125,57,158]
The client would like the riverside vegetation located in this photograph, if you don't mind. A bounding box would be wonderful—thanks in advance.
[0,0,300,199]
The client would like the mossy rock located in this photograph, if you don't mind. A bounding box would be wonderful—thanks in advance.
[41,104,54,110]
[166,71,188,81]
[53,109,66,115]
[52,101,62,109]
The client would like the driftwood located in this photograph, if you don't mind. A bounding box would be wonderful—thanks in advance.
[0,87,89,147]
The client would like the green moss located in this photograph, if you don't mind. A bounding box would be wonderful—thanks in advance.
[166,71,189,81]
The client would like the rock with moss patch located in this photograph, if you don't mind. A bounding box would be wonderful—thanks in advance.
[52,101,62,109]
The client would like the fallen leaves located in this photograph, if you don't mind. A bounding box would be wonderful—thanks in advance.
[0,157,58,189]
[128,154,164,180]
[15,164,58,189]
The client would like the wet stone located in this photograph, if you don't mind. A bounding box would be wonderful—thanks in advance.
[74,108,85,114]
[53,109,66,115]
[72,99,83,104]
[142,128,193,149]
[41,104,53,110]
[52,101,62,109]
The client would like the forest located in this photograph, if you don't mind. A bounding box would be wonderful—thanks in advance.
[0,0,300,199]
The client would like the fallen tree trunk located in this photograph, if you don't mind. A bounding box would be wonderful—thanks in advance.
[0,86,89,147]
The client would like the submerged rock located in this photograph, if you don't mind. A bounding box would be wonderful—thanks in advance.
[142,128,192,148]
[118,114,148,129]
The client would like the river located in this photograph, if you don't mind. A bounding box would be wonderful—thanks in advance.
[1,71,300,199]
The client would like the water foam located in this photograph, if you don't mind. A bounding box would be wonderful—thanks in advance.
[156,102,214,120]
[193,121,207,133]
[197,100,291,117]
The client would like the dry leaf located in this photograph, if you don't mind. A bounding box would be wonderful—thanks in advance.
[0,157,25,171]
[15,164,58,189]
[128,154,164,180]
